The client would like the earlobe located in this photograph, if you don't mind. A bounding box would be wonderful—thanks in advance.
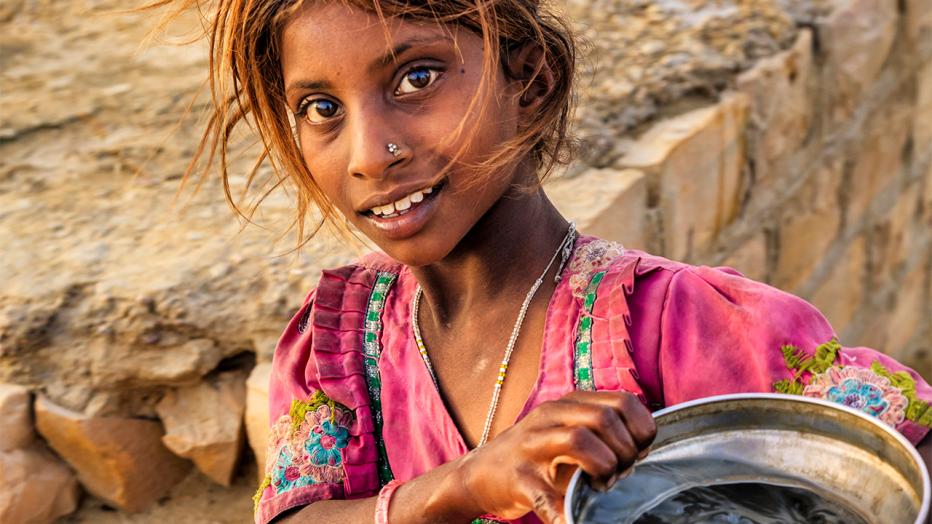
[508,43,555,111]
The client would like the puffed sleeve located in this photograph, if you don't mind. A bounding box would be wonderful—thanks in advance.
[655,266,931,445]
[253,288,353,524]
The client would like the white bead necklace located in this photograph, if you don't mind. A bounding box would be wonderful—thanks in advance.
[410,222,577,447]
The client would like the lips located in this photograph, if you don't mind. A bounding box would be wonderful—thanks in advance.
[361,180,445,240]
[364,181,442,218]
[356,179,445,215]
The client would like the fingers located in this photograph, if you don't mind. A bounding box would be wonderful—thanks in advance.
[543,401,640,469]
[530,392,656,473]
[523,426,619,480]
[566,391,657,450]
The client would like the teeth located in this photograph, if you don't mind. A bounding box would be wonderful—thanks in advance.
[369,184,437,216]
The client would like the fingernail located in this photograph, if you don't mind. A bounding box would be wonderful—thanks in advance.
[607,472,621,488]
[637,447,651,460]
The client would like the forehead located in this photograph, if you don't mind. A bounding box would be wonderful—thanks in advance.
[279,2,460,81]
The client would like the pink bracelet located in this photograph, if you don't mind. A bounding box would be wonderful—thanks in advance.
[374,479,405,524]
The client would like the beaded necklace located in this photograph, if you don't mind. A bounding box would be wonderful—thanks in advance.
[410,222,577,447]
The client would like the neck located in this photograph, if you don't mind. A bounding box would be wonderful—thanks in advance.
[409,181,570,329]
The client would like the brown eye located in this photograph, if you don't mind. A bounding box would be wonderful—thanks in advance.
[395,67,440,95]
[300,98,343,124]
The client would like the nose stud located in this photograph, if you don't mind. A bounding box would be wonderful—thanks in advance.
[386,143,401,157]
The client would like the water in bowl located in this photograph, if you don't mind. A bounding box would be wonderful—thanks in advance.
[574,459,873,524]
[630,482,869,524]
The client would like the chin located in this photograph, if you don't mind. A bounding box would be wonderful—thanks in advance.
[369,233,460,268]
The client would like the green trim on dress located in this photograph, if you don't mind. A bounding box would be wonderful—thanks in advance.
[574,271,606,391]
[363,271,398,486]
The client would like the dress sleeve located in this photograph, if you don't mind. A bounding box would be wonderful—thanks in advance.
[253,288,353,524]
[656,266,932,445]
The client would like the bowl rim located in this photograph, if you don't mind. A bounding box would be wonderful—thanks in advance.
[562,392,931,524]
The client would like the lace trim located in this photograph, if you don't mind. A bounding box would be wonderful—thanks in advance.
[567,239,624,299]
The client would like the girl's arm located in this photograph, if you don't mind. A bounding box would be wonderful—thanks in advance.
[277,391,656,524]
[648,265,932,445]
[278,458,475,523]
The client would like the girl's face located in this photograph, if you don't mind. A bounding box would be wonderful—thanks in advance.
[280,3,528,266]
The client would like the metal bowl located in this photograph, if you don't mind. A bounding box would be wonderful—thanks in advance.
[564,393,930,524]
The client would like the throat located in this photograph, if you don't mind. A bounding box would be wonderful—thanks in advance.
[415,309,550,449]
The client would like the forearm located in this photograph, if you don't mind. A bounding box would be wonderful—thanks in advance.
[279,457,482,524]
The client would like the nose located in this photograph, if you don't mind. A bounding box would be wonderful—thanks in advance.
[345,102,408,180]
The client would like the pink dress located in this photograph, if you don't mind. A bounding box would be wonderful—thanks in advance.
[253,236,932,524]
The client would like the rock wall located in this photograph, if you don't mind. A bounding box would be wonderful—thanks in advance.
[1,0,929,521]
[551,0,932,375]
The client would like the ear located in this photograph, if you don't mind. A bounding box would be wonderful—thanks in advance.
[505,42,555,113]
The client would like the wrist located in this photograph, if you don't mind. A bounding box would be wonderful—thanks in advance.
[421,454,485,522]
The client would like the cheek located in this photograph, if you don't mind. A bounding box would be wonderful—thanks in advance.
[298,136,351,213]
[423,80,519,166]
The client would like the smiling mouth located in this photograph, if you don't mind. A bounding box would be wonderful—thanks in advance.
[363,180,445,219]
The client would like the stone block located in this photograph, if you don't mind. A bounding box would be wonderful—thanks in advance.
[93,338,224,388]
[915,61,932,161]
[545,168,650,251]
[925,160,932,222]
[885,264,929,363]
[251,332,283,364]
[737,30,814,184]
[0,383,33,451]
[808,236,867,336]
[156,371,246,487]
[819,0,898,123]
[621,93,749,260]
[34,395,191,512]
[245,363,272,481]
[846,100,913,224]
[722,232,768,283]
[0,445,79,524]
[871,183,923,288]
[773,161,844,292]
[906,0,932,58]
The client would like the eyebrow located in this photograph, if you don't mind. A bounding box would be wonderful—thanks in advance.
[370,35,453,73]
[286,80,332,95]
[285,35,453,97]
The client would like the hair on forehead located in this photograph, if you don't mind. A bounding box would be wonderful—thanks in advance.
[146,0,578,248]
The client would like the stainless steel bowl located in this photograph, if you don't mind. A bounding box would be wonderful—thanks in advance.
[564,393,930,524]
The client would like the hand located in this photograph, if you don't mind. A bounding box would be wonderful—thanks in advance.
[454,391,656,524]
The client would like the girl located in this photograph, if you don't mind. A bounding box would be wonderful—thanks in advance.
[158,0,932,522]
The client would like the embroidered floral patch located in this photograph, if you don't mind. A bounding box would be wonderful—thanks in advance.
[773,339,931,429]
[254,391,354,512]
[803,366,907,427]
[567,239,624,299]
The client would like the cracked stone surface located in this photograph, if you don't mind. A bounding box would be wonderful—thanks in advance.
[0,0,815,416]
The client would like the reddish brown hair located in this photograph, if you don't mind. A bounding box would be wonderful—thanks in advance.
[149,0,578,245]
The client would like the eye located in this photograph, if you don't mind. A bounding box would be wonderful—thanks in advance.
[394,67,441,96]
[297,98,343,124]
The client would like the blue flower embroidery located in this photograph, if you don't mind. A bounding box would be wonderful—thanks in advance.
[271,447,316,492]
[801,366,907,427]
[825,378,888,418]
[306,419,350,467]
